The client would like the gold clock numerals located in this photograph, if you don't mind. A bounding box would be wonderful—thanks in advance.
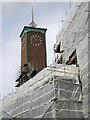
[30,34,42,47]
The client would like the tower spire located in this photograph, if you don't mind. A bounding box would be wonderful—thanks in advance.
[29,8,37,27]
[32,7,34,22]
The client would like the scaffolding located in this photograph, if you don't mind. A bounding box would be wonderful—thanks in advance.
[0,64,83,119]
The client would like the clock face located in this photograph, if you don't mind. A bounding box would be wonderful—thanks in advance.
[30,34,42,46]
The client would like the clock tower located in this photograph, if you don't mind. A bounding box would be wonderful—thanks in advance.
[16,8,47,87]
[20,26,47,72]
[21,10,47,72]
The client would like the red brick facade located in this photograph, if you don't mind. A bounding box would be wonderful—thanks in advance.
[21,27,47,72]
[27,32,47,72]
[21,34,26,68]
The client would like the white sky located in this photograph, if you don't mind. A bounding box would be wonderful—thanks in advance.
[1,2,72,99]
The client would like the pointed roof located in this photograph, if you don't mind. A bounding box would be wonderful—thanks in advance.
[29,8,37,27]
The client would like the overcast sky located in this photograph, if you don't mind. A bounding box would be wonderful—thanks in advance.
[1,2,72,99]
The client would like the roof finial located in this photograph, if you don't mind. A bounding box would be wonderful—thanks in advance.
[32,7,34,22]
[29,7,37,27]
